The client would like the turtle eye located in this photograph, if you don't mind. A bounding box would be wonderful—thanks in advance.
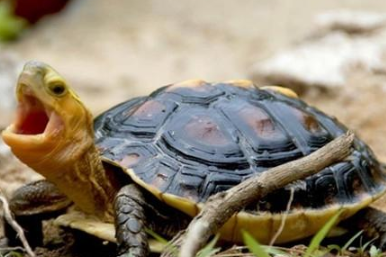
[48,82,67,96]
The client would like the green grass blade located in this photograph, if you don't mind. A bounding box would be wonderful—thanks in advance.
[145,228,168,245]
[263,246,289,256]
[361,237,378,253]
[197,235,220,257]
[242,231,270,257]
[327,244,342,252]
[3,252,24,257]
[303,209,343,257]
[341,230,363,252]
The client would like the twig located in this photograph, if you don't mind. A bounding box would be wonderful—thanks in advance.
[161,132,354,257]
[269,187,294,246]
[0,189,36,257]
[0,246,27,252]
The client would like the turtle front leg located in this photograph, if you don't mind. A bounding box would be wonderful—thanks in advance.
[114,184,149,257]
[3,179,71,248]
[114,184,192,257]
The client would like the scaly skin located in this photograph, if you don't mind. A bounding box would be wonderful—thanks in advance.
[4,180,71,247]
[1,61,191,257]
[114,184,149,257]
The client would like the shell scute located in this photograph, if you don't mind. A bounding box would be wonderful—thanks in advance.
[146,162,178,193]
[313,172,338,205]
[165,81,224,104]
[167,171,203,202]
[118,99,177,139]
[94,81,386,214]
[158,106,245,166]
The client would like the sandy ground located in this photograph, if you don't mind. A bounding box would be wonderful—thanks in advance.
[3,0,386,114]
[2,0,386,256]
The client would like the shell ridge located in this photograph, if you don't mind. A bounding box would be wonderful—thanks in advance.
[257,98,311,156]
[352,154,376,193]
[304,106,346,138]
[94,96,147,139]
[152,158,180,194]
[151,100,181,143]
[330,164,351,202]
[213,99,257,172]
[268,94,342,145]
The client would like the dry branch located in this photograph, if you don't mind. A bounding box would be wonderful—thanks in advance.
[161,131,355,257]
[0,188,36,257]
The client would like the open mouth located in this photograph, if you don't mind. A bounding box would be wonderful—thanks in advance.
[2,84,64,148]
[15,93,50,135]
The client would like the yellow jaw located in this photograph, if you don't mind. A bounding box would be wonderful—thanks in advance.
[2,86,62,151]
[2,61,116,220]
[2,61,93,173]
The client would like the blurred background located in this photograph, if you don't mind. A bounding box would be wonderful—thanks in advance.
[1,0,386,255]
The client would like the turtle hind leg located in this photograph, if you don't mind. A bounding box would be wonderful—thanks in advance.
[348,207,386,250]
[3,179,71,248]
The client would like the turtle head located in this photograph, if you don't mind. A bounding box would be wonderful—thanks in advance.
[2,61,95,177]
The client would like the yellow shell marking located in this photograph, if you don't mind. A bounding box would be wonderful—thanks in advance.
[166,80,300,98]
[225,79,255,88]
[54,210,165,253]
[166,79,208,91]
[55,208,116,242]
[167,79,256,91]
[261,85,298,98]
[121,166,378,244]
[55,197,372,246]
[123,167,199,217]
[231,195,373,243]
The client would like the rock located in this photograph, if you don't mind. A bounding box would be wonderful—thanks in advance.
[251,11,386,93]
[315,10,386,34]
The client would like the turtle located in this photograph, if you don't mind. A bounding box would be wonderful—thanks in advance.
[2,61,386,257]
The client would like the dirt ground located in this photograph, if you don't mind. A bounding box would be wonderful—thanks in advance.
[2,0,386,256]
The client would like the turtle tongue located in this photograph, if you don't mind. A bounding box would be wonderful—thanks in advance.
[14,94,49,135]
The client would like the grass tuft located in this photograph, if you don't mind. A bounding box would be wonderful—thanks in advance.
[303,209,343,257]
[0,251,24,257]
[242,231,270,257]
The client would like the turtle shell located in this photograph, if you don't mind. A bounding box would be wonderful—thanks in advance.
[93,80,386,243]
